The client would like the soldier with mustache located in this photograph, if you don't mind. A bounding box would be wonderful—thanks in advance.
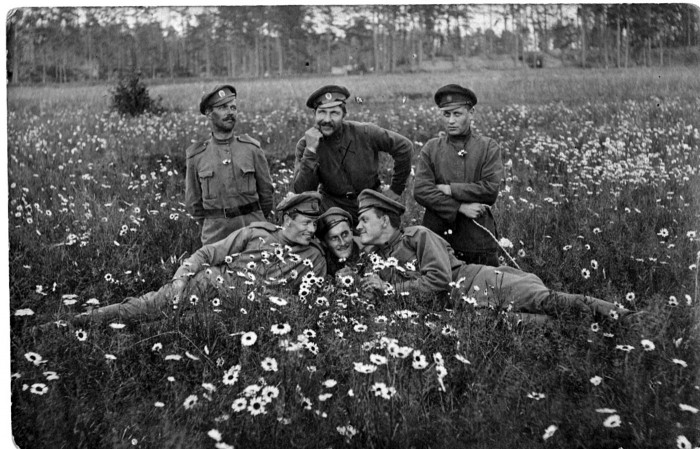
[186,85,274,245]
[292,85,413,223]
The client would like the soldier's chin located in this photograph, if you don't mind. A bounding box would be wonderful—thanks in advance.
[334,247,352,259]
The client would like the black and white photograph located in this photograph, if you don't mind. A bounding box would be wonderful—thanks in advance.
[5,3,700,448]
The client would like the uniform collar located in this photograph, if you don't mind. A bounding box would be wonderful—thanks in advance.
[378,229,403,257]
[446,128,471,145]
[211,133,235,145]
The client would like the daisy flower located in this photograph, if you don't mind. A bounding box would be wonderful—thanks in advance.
[269,296,288,306]
[261,357,278,372]
[625,292,635,302]
[109,323,126,329]
[602,414,621,428]
[590,376,602,386]
[353,323,367,333]
[318,393,333,402]
[43,371,60,381]
[412,352,428,370]
[527,392,546,401]
[668,296,679,306]
[369,354,388,365]
[241,332,257,347]
[322,379,337,388]
[25,352,45,366]
[679,404,698,414]
[353,362,377,374]
[231,398,247,412]
[672,358,688,368]
[590,260,598,270]
[75,329,88,341]
[261,386,279,402]
[247,397,267,416]
[271,323,291,335]
[183,394,198,410]
[14,308,35,316]
[676,435,692,449]
[641,339,655,351]
[581,268,591,279]
[151,342,162,352]
[542,424,557,440]
[615,345,634,352]
[222,365,241,386]
[207,429,222,442]
[30,383,49,395]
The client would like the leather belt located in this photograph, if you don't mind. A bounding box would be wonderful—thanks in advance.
[201,201,260,218]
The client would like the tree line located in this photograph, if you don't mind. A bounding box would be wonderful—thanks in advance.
[6,4,700,84]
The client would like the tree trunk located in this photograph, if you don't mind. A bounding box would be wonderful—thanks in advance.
[276,36,283,75]
[616,13,621,68]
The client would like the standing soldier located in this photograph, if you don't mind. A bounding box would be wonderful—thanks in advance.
[292,85,413,223]
[413,84,504,266]
[186,85,274,245]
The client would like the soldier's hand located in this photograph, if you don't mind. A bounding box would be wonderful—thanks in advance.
[360,274,387,293]
[171,278,188,301]
[436,184,452,196]
[459,203,485,219]
[304,127,324,153]
[381,185,401,201]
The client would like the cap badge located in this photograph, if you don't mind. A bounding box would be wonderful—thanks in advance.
[218,90,226,98]
[445,95,452,102]
[324,93,333,100]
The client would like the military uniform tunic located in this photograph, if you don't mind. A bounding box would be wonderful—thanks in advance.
[293,121,413,220]
[80,222,326,324]
[413,130,504,258]
[365,226,627,321]
[186,133,274,245]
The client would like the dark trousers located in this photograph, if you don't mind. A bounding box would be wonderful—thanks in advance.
[455,250,500,267]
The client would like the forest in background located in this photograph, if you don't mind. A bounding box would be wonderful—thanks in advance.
[6,4,700,85]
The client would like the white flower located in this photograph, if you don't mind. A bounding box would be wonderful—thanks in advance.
[30,383,49,395]
[183,394,198,410]
[207,429,222,442]
[164,354,182,361]
[676,435,692,449]
[271,323,291,335]
[369,354,388,365]
[109,323,126,329]
[455,354,471,364]
[241,331,258,347]
[261,357,278,372]
[322,379,337,388]
[679,404,698,414]
[14,308,35,316]
[498,238,513,249]
[641,339,655,351]
[672,358,688,368]
[542,424,557,440]
[231,398,247,412]
[602,414,621,428]
[590,376,602,386]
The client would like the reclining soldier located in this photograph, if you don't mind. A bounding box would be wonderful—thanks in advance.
[42,192,326,327]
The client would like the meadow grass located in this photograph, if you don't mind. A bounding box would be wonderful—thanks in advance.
[8,67,700,448]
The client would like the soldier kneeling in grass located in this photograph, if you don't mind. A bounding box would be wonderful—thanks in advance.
[40,192,327,328]
[348,189,643,325]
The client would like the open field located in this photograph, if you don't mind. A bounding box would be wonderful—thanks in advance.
[7,67,700,448]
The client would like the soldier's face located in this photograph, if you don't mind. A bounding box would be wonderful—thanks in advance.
[208,99,237,133]
[314,106,344,137]
[283,214,318,245]
[324,221,353,260]
[441,106,472,136]
[356,209,386,246]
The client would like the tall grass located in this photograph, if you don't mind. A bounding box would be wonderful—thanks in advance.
[8,67,700,448]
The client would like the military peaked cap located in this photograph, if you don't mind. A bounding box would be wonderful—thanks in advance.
[434,84,477,110]
[306,85,350,109]
[200,84,237,115]
[357,189,406,216]
[316,207,353,238]
[276,191,323,217]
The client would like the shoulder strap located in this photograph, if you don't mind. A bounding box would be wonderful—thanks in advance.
[237,134,261,148]
[186,140,208,159]
[248,221,280,232]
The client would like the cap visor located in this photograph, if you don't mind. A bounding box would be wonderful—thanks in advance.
[317,100,344,109]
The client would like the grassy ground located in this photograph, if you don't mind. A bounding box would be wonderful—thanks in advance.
[7,67,700,448]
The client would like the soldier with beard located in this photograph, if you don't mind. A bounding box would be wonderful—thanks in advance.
[292,85,413,223]
[186,85,274,245]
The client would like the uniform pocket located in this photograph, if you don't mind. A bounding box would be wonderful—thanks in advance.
[236,162,256,194]
[198,169,216,199]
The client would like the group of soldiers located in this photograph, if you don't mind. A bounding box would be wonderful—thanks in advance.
[41,82,642,330]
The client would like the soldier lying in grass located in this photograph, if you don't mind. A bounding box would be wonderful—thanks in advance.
[40,192,327,329]
[322,189,643,325]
